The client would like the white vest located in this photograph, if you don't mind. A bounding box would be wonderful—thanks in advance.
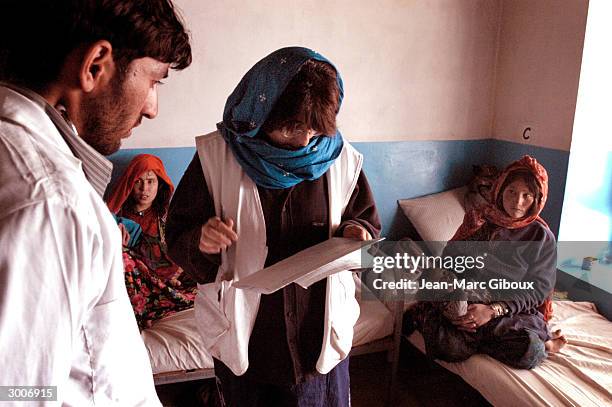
[194,131,363,376]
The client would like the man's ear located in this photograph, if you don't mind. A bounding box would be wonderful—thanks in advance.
[79,40,115,93]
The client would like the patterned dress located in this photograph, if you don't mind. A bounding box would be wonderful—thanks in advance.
[106,154,198,330]
[119,208,197,330]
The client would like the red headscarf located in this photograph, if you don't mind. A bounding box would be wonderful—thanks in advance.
[451,155,549,241]
[451,155,553,321]
[106,154,174,215]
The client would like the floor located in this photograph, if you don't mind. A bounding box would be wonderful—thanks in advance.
[156,338,492,407]
[350,339,491,407]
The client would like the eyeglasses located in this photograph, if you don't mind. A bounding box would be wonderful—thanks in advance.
[280,124,320,140]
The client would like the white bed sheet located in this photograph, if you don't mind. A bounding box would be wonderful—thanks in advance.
[141,308,214,375]
[407,301,612,407]
[142,294,394,375]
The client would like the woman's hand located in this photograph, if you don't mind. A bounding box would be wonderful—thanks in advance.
[198,216,238,254]
[342,224,372,241]
[118,223,130,246]
[451,303,496,333]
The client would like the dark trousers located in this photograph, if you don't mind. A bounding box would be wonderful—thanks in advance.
[214,358,351,407]
[413,305,549,370]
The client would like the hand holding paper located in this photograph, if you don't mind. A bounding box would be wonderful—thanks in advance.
[234,237,384,294]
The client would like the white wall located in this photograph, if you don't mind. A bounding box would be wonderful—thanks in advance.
[125,0,501,148]
[125,0,588,151]
[492,0,588,151]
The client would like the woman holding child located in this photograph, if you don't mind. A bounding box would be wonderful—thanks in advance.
[107,154,197,329]
[407,155,566,369]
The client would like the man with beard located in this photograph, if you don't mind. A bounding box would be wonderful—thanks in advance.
[0,1,191,405]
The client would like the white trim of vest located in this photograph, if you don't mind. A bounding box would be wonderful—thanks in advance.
[194,130,363,375]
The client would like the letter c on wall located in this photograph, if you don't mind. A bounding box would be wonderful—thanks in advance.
[523,127,531,140]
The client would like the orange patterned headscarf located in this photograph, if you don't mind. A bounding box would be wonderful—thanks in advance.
[106,154,174,214]
[451,155,549,240]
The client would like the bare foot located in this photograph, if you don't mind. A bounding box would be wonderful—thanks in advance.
[545,329,568,353]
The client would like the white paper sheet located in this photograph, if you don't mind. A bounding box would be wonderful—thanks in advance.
[233,237,384,294]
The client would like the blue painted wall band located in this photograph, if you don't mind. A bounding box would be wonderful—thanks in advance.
[107,139,569,238]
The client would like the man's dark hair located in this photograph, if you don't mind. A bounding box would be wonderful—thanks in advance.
[0,0,192,91]
[262,59,340,137]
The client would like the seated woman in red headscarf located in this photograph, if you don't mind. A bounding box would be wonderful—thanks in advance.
[107,154,197,330]
[406,156,566,369]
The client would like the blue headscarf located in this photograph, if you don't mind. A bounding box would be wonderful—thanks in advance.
[218,47,345,189]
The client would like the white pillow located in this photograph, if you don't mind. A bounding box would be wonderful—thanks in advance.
[398,186,467,255]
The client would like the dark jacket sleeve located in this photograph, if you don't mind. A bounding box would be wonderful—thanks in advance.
[166,153,221,284]
[336,170,382,239]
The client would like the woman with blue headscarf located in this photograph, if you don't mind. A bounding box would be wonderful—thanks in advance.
[166,47,381,406]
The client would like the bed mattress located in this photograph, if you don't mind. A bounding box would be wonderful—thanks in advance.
[142,293,395,375]
[407,301,612,407]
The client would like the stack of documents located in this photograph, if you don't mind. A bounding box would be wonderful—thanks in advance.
[234,237,384,294]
